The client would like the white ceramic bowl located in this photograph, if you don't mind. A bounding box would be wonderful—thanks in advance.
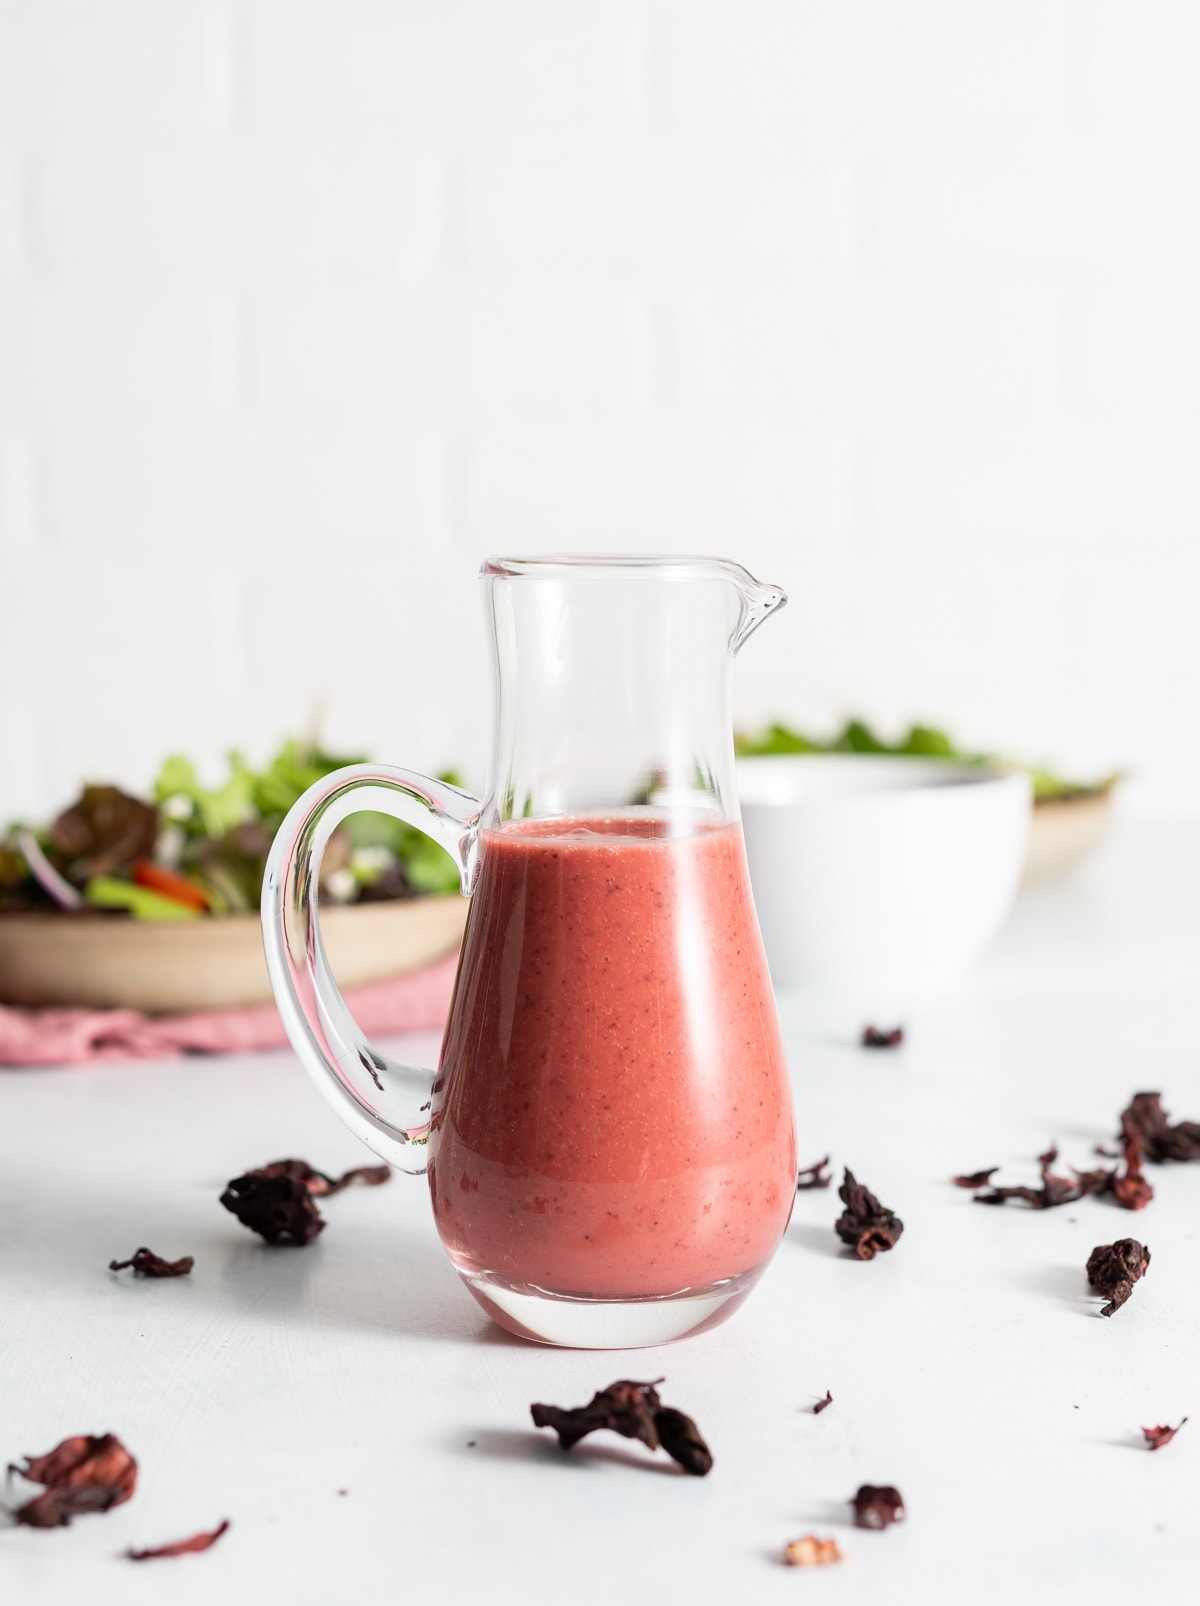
[737,755,1031,997]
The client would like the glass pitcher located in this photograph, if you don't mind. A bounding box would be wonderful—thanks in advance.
[261,555,796,1348]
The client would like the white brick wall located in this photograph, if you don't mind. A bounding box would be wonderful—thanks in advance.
[38,143,444,285]
[1081,0,1200,127]
[460,142,859,276]
[672,280,1061,407]
[0,147,22,279]
[0,288,222,414]
[662,1,1070,134]
[870,138,1200,271]
[1,0,1199,823]
[247,1,631,136]
[1072,289,1200,406]
[0,1,221,140]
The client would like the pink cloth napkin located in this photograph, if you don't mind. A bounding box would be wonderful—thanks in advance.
[0,953,460,1068]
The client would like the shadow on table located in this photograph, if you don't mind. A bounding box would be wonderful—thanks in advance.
[782,1497,856,1532]
[3,1157,488,1344]
[1019,1260,1095,1315]
[783,1220,845,1258]
[211,1217,486,1344]
[462,1428,683,1476]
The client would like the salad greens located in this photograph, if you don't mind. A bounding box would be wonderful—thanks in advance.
[0,740,463,919]
[735,719,1121,804]
[85,875,205,922]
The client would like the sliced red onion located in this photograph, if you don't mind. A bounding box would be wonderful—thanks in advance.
[17,829,85,910]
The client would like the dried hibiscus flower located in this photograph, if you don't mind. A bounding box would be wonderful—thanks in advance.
[784,1535,844,1567]
[109,1248,194,1278]
[247,1158,391,1197]
[835,1169,903,1259]
[219,1156,390,1245]
[317,1162,391,1193]
[973,1143,1108,1210]
[1142,1419,1187,1451]
[852,1484,905,1530]
[861,1025,903,1049]
[531,1379,712,1476]
[220,1171,324,1245]
[14,1487,125,1527]
[813,1390,833,1415]
[969,1122,1153,1213]
[1119,1092,1200,1164]
[796,1155,832,1190]
[10,1433,137,1528]
[953,1168,999,1189]
[1111,1115,1154,1211]
[1086,1238,1150,1317]
[126,1519,230,1561]
[532,1378,661,1453]
[653,1407,713,1476]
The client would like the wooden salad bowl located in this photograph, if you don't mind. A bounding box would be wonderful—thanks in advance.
[0,895,469,1014]
[1024,791,1115,882]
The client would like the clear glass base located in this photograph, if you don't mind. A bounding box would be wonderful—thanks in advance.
[459,1268,762,1348]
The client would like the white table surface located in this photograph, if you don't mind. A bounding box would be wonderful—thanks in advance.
[2,819,1199,1604]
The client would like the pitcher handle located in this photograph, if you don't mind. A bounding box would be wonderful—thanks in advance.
[261,764,483,1175]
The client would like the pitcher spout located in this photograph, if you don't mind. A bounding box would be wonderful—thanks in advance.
[731,575,787,653]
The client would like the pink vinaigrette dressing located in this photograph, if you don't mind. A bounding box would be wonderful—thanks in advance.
[429,814,796,1302]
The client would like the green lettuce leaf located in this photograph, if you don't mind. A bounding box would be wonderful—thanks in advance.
[736,719,1118,802]
[154,754,256,840]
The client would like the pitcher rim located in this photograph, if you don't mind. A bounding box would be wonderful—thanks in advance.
[481,553,767,586]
